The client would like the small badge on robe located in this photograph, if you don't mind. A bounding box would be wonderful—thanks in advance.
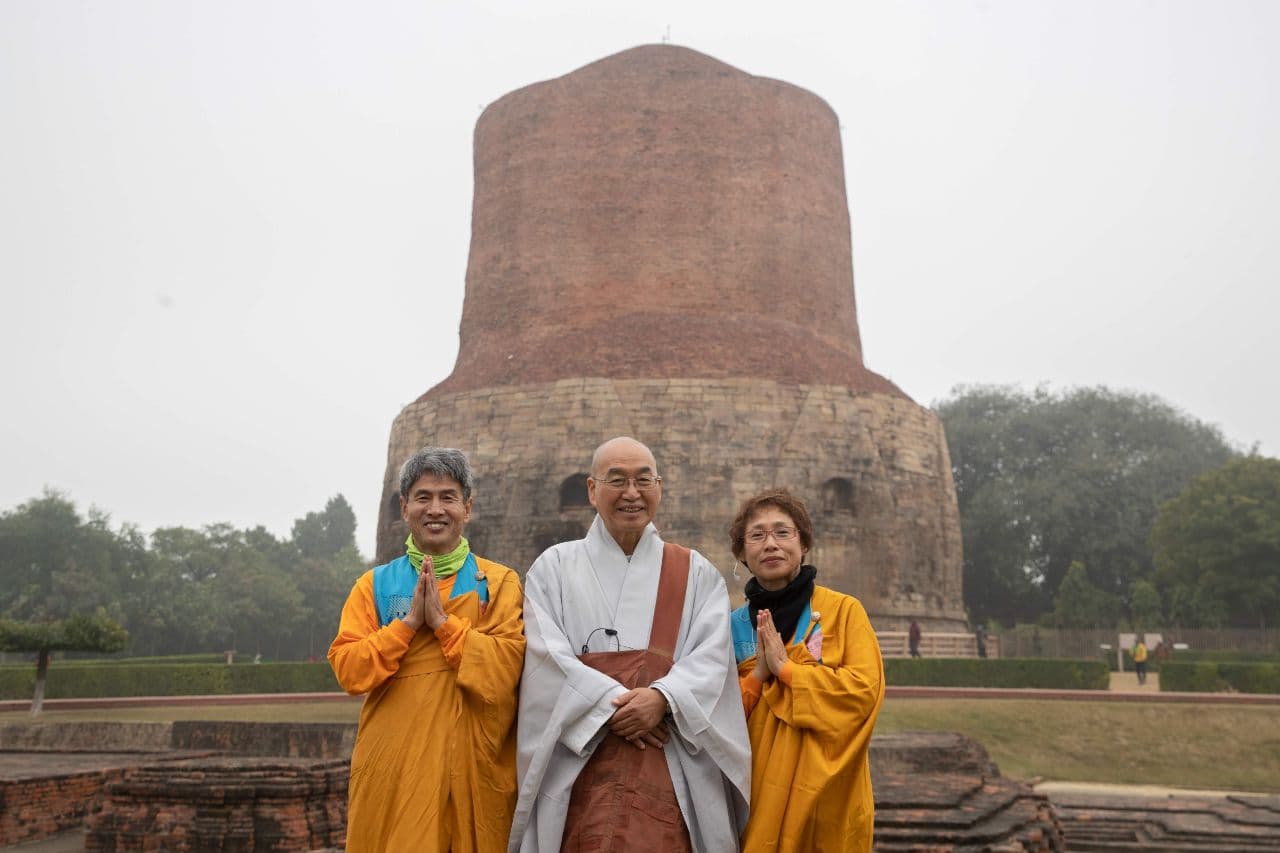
[805,611,823,661]
[474,567,488,614]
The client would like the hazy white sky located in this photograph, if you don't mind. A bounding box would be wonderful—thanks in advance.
[3,1,1276,558]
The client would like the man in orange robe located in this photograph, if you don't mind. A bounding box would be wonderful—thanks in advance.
[329,447,525,852]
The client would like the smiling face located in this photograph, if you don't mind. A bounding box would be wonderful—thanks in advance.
[587,437,662,555]
[399,473,473,556]
[743,506,806,591]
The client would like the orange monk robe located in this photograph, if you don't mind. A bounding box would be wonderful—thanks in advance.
[328,557,525,853]
[737,585,885,853]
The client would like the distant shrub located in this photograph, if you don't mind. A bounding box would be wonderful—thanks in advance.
[60,653,230,666]
[0,662,340,700]
[1159,661,1280,694]
[1172,650,1280,664]
[884,657,1109,690]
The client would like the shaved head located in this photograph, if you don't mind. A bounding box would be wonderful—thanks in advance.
[591,436,657,477]
[587,436,662,554]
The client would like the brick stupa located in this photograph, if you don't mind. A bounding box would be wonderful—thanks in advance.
[377,45,965,629]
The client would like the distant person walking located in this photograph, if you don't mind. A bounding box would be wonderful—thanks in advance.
[1133,637,1149,685]
[975,623,988,659]
[908,620,922,658]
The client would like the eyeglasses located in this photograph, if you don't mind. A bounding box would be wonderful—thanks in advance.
[593,475,662,491]
[744,526,798,545]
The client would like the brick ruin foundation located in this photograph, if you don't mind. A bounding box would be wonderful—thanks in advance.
[2,721,1073,851]
[87,757,347,851]
[6,720,1280,850]
[0,722,351,850]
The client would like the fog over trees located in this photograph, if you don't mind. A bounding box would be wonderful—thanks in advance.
[0,492,365,661]
[3,386,1277,647]
[935,385,1271,629]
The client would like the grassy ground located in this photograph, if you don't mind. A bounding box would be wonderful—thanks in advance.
[5,696,1278,793]
[877,697,1280,793]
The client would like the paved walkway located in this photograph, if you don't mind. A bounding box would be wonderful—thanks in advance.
[1108,670,1161,693]
[1035,779,1273,799]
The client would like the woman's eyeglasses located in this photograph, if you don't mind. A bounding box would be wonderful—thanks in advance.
[744,526,798,544]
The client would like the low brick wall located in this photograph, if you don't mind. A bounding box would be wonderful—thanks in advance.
[0,721,173,752]
[0,723,355,848]
[86,757,348,851]
[169,721,356,758]
[0,766,125,846]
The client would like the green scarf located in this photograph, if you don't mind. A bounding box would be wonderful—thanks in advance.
[405,534,470,579]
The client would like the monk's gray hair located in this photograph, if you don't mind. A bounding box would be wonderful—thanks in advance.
[398,447,474,501]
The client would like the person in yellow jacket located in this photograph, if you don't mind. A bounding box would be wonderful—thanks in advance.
[329,447,525,852]
[1133,637,1149,685]
[729,488,885,853]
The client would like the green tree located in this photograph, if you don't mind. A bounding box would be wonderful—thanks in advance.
[0,491,142,622]
[288,494,364,658]
[1051,561,1122,628]
[1151,456,1280,629]
[1128,580,1163,629]
[295,548,364,659]
[292,495,358,559]
[0,609,127,714]
[0,490,364,662]
[937,385,1236,624]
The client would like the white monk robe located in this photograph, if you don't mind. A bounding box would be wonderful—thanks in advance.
[509,517,751,853]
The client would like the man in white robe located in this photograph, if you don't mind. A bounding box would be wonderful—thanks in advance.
[509,437,750,853]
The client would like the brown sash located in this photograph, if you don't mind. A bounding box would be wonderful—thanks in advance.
[560,543,694,853]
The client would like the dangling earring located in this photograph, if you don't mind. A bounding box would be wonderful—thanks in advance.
[733,562,744,583]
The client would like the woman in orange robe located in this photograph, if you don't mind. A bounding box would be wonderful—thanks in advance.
[729,488,885,852]
[328,448,525,852]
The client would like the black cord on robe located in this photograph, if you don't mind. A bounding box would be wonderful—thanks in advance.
[745,564,817,645]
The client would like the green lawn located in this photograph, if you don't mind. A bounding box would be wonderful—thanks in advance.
[5,696,1277,794]
[877,697,1280,793]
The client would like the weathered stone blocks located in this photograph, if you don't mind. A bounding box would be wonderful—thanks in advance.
[380,379,966,628]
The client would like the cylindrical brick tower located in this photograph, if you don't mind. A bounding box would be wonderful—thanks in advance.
[378,45,966,630]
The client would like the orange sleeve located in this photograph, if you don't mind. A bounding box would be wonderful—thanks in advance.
[451,564,526,707]
[739,671,764,717]
[434,614,471,668]
[777,660,795,686]
[326,571,416,695]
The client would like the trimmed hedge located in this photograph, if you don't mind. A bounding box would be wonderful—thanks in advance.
[1108,648,1280,673]
[884,657,1109,690]
[64,653,231,665]
[1172,649,1280,664]
[0,662,341,700]
[1159,661,1280,694]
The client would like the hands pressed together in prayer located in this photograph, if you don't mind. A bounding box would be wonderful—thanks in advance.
[752,609,789,684]
[609,687,670,750]
[402,556,448,633]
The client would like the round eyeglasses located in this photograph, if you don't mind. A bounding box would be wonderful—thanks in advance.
[594,475,662,491]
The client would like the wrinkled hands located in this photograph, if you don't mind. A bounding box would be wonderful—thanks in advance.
[609,687,670,750]
[403,557,448,633]
[757,609,789,679]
